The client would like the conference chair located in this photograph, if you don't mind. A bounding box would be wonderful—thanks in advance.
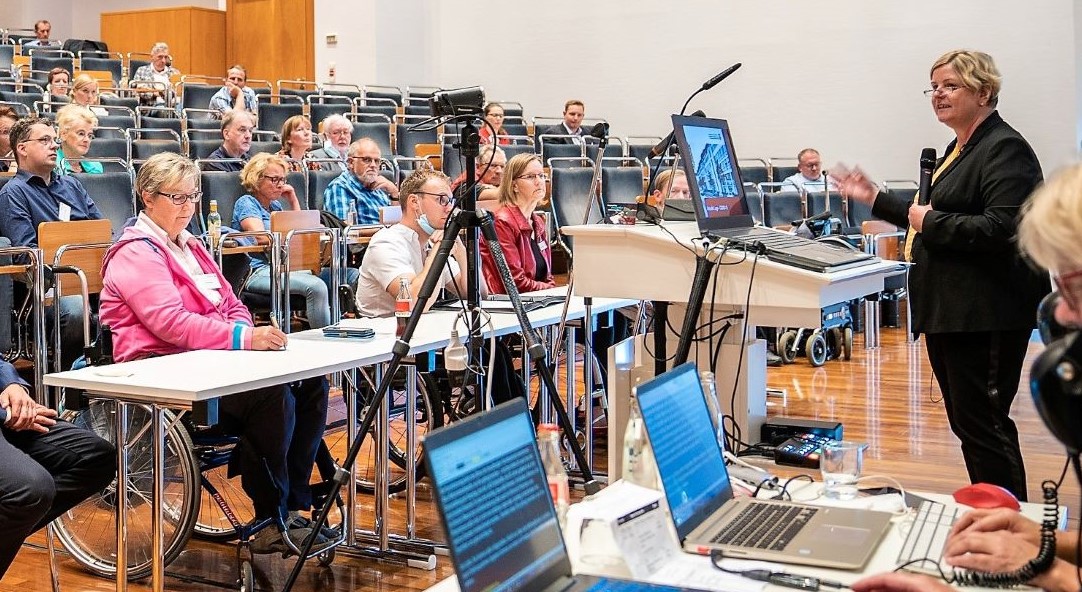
[353,98,398,120]
[539,135,585,166]
[178,81,220,114]
[347,114,393,157]
[96,112,137,136]
[198,170,248,226]
[258,102,304,137]
[185,129,225,160]
[304,164,344,211]
[0,44,13,74]
[135,108,183,135]
[585,137,623,162]
[495,101,525,118]
[758,182,805,228]
[99,94,139,113]
[394,115,437,158]
[363,84,403,107]
[549,162,601,251]
[320,83,362,103]
[600,157,646,208]
[83,133,132,167]
[127,127,182,161]
[28,49,73,78]
[768,157,799,183]
[308,95,353,127]
[738,158,770,186]
[72,163,136,234]
[78,52,124,86]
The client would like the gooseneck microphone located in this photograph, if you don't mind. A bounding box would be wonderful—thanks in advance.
[917,148,937,206]
[650,109,705,158]
[701,62,742,91]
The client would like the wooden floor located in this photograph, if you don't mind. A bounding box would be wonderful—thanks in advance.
[2,322,1074,592]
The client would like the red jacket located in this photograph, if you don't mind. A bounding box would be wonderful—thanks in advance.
[480,205,555,294]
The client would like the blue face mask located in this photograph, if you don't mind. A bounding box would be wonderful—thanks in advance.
[417,213,437,236]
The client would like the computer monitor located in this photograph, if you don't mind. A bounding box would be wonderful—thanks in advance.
[670,114,753,234]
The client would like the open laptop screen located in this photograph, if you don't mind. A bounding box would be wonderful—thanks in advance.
[635,363,734,540]
[670,114,752,233]
[424,399,570,592]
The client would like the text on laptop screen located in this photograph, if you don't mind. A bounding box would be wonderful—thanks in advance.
[426,406,566,592]
[636,363,733,538]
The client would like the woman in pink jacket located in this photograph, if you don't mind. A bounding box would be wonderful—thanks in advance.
[99,152,332,554]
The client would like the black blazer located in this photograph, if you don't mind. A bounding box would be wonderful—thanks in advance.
[871,111,1050,335]
[538,123,584,144]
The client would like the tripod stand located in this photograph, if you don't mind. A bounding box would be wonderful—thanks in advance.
[283,117,601,591]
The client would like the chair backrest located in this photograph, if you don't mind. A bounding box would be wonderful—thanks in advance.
[585,139,623,162]
[309,101,352,127]
[394,122,436,158]
[769,158,799,184]
[351,121,392,157]
[761,190,805,228]
[806,191,847,223]
[364,87,403,107]
[744,183,764,225]
[258,102,303,137]
[306,168,341,211]
[96,114,136,134]
[601,165,645,208]
[37,219,112,296]
[269,209,322,274]
[30,52,74,76]
[188,139,222,160]
[79,57,123,86]
[550,166,601,248]
[99,94,139,111]
[540,138,584,166]
[131,138,182,160]
[738,158,770,186]
[0,45,13,71]
[249,140,280,157]
[199,171,248,226]
[85,134,131,162]
[180,82,221,112]
[137,114,183,134]
[72,168,135,236]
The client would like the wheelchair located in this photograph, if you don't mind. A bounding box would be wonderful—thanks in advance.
[51,334,345,589]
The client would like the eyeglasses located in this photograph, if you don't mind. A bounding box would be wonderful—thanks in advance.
[73,130,95,140]
[418,191,453,206]
[1054,269,1082,312]
[923,84,963,97]
[20,136,58,147]
[261,175,286,185]
[516,172,548,182]
[157,190,203,205]
[349,156,380,165]
[481,162,505,169]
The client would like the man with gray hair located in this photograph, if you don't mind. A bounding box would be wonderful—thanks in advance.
[323,138,399,224]
[450,144,505,201]
[131,42,181,107]
[203,110,255,172]
[306,114,352,171]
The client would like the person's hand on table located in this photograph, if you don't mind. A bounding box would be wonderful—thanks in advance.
[949,508,1041,546]
[251,326,288,351]
[851,571,954,592]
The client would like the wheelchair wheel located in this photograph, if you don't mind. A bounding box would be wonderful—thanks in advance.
[777,330,798,364]
[54,401,200,580]
[842,327,854,361]
[808,330,828,367]
[193,457,256,542]
[352,369,443,495]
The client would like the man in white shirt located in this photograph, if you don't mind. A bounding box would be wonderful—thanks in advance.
[22,20,60,49]
[780,148,838,193]
[539,99,586,144]
[355,168,471,316]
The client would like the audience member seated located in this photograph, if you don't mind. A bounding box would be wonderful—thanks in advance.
[480,153,555,294]
[539,99,586,144]
[130,42,180,108]
[54,105,102,175]
[233,153,351,329]
[0,107,17,174]
[479,102,511,146]
[21,20,60,49]
[0,358,114,578]
[323,138,399,224]
[306,114,351,171]
[0,117,103,371]
[355,168,468,316]
[99,151,333,554]
[277,115,319,172]
[780,148,838,193]
[47,67,70,102]
[649,168,689,214]
[450,144,505,201]
[209,64,259,117]
[69,74,108,118]
[203,110,255,172]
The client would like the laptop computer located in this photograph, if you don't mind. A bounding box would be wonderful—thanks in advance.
[423,398,705,592]
[634,363,892,570]
[669,114,877,273]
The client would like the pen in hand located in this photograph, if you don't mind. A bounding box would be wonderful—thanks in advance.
[268,316,288,350]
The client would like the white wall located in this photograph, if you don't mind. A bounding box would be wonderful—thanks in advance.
[314,0,1078,180]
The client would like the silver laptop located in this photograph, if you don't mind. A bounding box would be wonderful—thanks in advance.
[634,363,892,570]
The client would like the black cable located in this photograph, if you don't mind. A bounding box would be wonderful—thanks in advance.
[773,474,815,501]
[710,549,846,590]
[1056,454,1071,488]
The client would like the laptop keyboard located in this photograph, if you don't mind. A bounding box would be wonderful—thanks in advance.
[717,227,874,272]
[897,500,962,574]
[710,502,818,551]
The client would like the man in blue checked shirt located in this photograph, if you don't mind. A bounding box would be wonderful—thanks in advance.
[323,138,400,224]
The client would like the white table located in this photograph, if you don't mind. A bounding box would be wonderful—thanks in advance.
[43,294,635,592]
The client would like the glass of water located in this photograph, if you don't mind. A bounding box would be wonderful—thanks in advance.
[820,441,867,500]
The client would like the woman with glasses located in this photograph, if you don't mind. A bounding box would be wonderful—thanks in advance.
[233,153,339,329]
[0,106,17,173]
[54,105,103,175]
[99,152,334,554]
[478,102,511,146]
[833,49,1049,501]
[480,153,555,294]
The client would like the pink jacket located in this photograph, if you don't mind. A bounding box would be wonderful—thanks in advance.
[100,225,253,363]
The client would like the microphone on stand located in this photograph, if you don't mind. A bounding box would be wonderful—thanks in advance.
[584,121,612,225]
[917,148,936,206]
[588,121,609,141]
[650,110,705,158]
[701,62,742,91]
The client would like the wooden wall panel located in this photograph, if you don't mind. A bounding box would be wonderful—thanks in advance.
[226,0,314,85]
[100,6,226,79]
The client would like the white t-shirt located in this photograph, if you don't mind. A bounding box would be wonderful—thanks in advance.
[355,224,459,317]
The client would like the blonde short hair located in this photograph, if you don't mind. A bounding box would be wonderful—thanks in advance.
[652,168,686,194]
[136,152,199,207]
[931,50,1001,108]
[400,167,447,201]
[1019,164,1082,274]
[69,74,99,101]
[55,104,98,136]
[497,153,542,206]
[240,152,288,193]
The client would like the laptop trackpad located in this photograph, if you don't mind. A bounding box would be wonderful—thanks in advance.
[807,524,873,547]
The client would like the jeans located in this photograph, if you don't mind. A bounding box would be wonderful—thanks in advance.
[244,266,350,330]
[55,295,96,372]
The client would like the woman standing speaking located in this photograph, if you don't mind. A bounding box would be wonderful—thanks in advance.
[834,50,1050,501]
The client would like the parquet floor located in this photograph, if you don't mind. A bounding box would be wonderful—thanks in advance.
[2,321,1074,591]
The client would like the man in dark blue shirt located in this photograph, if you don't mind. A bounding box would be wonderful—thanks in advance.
[203,109,254,172]
[0,358,114,577]
[0,117,104,371]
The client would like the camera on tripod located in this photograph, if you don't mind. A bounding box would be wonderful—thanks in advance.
[429,86,485,117]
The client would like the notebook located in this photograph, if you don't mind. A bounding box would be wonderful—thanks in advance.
[423,398,704,592]
[634,363,892,570]
[669,114,877,273]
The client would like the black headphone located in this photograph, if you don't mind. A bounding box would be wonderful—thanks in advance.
[1031,292,1082,455]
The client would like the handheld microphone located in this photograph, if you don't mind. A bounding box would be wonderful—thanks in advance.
[917,148,936,206]
[701,62,742,91]
[650,109,705,158]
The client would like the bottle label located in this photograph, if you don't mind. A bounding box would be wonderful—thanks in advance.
[547,475,569,506]
[395,299,410,315]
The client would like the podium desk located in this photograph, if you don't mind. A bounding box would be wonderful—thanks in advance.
[560,221,904,479]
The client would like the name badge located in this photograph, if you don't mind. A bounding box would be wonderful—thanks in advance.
[194,273,222,291]
[538,240,548,252]
[58,202,72,222]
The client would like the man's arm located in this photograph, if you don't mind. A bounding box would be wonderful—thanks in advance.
[0,187,42,248]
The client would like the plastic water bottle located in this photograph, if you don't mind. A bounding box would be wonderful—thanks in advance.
[10,64,22,91]
[395,277,411,338]
[206,200,222,254]
[622,399,658,489]
[538,423,570,527]
[700,371,726,450]
[347,200,358,226]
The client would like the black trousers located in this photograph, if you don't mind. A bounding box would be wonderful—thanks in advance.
[0,420,115,577]
[924,329,1032,501]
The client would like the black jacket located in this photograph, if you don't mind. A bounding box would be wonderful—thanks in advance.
[871,111,1050,334]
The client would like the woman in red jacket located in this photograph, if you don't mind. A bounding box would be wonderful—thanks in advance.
[480,153,555,294]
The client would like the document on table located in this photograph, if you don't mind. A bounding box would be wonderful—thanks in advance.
[647,554,766,592]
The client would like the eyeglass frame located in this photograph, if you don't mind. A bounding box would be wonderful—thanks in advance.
[515,172,548,182]
[260,174,287,186]
[417,191,453,206]
[157,190,203,205]
[922,84,965,97]
[19,135,59,147]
